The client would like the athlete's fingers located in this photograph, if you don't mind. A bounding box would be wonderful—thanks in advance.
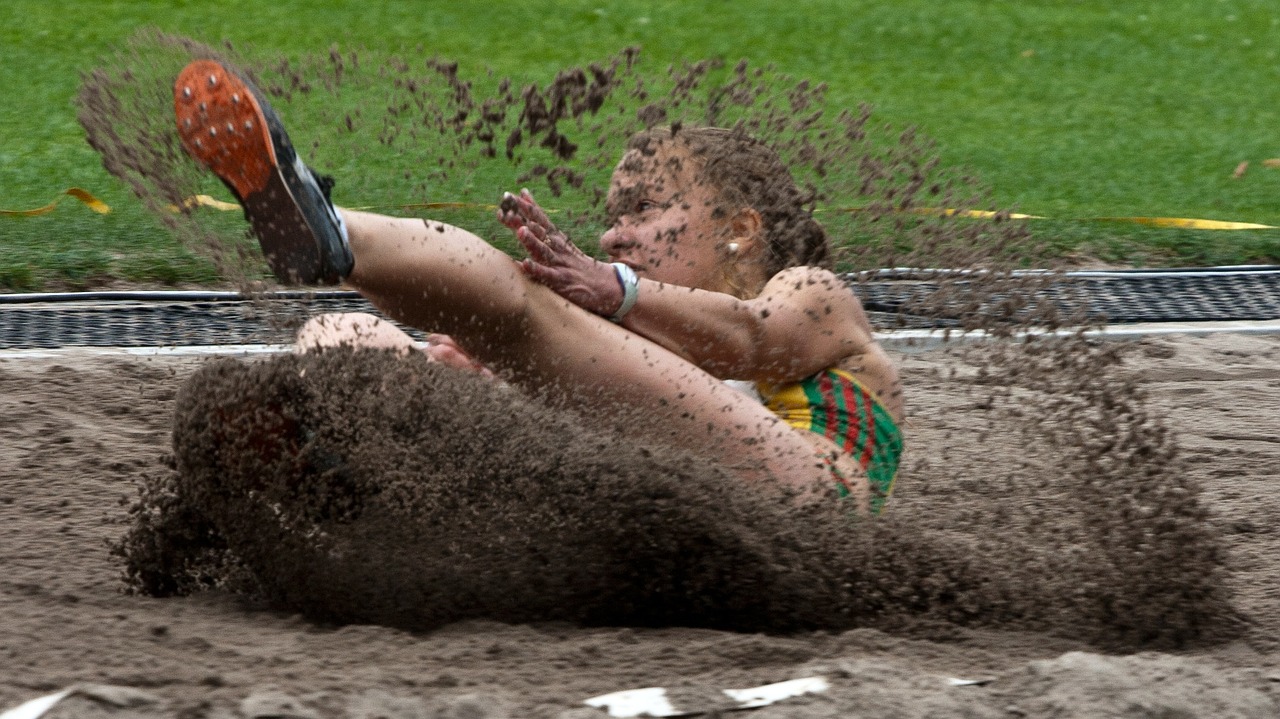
[497,207,521,230]
[523,218,548,243]
[519,257,558,286]
[497,192,529,231]
[425,332,466,353]
[508,189,583,260]
[519,188,553,225]
[516,226,558,265]
[425,342,469,366]
[425,342,495,377]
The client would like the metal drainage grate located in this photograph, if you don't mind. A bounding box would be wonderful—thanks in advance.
[2,267,1279,350]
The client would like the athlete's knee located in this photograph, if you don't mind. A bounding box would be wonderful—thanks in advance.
[296,312,416,354]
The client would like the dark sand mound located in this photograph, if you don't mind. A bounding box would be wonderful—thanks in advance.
[116,342,1235,650]
[156,349,859,632]
[136,348,965,634]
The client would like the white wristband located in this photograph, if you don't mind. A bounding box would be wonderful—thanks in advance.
[609,262,639,323]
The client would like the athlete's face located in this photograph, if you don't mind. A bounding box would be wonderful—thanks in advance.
[599,144,736,292]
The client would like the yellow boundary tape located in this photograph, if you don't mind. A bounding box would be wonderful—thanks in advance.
[6,189,1279,230]
[1,188,110,216]
[1088,216,1276,230]
[160,196,500,214]
[168,194,240,212]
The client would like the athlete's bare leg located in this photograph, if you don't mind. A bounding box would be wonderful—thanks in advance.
[340,209,867,504]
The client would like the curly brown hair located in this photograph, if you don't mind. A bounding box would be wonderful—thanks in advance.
[626,126,831,279]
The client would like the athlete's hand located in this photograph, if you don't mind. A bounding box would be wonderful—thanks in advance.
[424,333,496,379]
[498,188,623,318]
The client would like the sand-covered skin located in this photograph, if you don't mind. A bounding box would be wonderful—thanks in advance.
[3,333,1279,718]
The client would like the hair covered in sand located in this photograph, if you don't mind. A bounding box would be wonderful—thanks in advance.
[626,126,832,279]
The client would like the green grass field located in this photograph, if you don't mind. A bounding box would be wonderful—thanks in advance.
[3,0,1280,289]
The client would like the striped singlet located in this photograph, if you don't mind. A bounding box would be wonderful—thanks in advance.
[756,368,903,514]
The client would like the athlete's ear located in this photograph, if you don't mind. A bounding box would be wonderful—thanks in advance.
[729,207,763,253]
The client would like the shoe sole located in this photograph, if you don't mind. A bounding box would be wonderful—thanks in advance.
[174,60,342,284]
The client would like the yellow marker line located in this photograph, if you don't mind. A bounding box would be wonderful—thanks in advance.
[1088,216,1278,230]
[163,197,501,213]
[938,209,1043,220]
[165,194,242,213]
[1,188,110,216]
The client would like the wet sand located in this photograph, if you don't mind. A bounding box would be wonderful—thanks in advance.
[3,332,1279,718]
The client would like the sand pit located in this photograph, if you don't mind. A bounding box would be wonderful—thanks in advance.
[3,332,1279,718]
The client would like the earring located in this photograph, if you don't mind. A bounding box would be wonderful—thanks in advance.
[727,242,740,253]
